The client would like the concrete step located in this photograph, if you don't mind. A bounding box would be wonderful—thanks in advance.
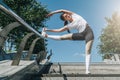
[37,62,120,80]
[0,60,35,80]
[24,73,120,80]
[48,62,120,74]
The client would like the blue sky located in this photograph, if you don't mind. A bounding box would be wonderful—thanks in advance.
[38,0,120,62]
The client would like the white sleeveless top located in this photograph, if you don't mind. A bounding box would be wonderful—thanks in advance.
[66,13,87,33]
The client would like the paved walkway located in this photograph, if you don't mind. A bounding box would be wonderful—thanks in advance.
[0,60,35,78]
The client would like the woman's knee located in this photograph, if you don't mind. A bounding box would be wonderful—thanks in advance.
[60,34,73,40]
[86,40,94,54]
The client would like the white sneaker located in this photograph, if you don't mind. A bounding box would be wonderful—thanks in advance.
[86,71,91,74]
[41,28,46,37]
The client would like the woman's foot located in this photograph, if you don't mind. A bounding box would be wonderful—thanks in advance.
[41,28,47,38]
[86,71,91,74]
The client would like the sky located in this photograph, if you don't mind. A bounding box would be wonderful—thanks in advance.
[38,0,120,62]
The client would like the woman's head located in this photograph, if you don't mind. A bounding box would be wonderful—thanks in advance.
[61,14,71,33]
[60,13,71,21]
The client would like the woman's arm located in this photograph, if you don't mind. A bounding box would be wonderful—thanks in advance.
[51,9,73,14]
[46,26,68,32]
[47,9,73,17]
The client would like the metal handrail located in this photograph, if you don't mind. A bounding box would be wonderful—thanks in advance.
[0,0,44,38]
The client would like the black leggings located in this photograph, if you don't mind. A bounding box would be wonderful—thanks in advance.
[72,24,94,43]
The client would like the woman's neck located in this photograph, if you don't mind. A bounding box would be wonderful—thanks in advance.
[69,18,73,22]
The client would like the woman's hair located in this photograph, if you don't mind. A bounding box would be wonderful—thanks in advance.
[60,13,65,21]
[64,20,68,25]
[64,21,71,33]
[60,13,71,33]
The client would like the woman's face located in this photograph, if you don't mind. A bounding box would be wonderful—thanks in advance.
[63,13,71,21]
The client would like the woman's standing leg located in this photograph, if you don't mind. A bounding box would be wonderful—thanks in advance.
[85,40,93,74]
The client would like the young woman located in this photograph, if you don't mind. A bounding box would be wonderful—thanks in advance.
[42,9,94,74]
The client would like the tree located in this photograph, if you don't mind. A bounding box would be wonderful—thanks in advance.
[0,0,49,51]
[98,12,120,59]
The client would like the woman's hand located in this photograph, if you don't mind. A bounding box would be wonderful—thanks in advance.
[46,13,53,17]
[43,27,48,31]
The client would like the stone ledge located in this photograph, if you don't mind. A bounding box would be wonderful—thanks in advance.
[0,60,35,79]
[41,73,120,77]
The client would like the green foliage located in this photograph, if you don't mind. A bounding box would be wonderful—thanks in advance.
[0,0,49,51]
[33,39,46,54]
[3,0,49,29]
[98,12,120,58]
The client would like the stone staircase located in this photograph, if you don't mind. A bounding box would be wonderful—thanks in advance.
[36,62,120,80]
[4,62,120,80]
